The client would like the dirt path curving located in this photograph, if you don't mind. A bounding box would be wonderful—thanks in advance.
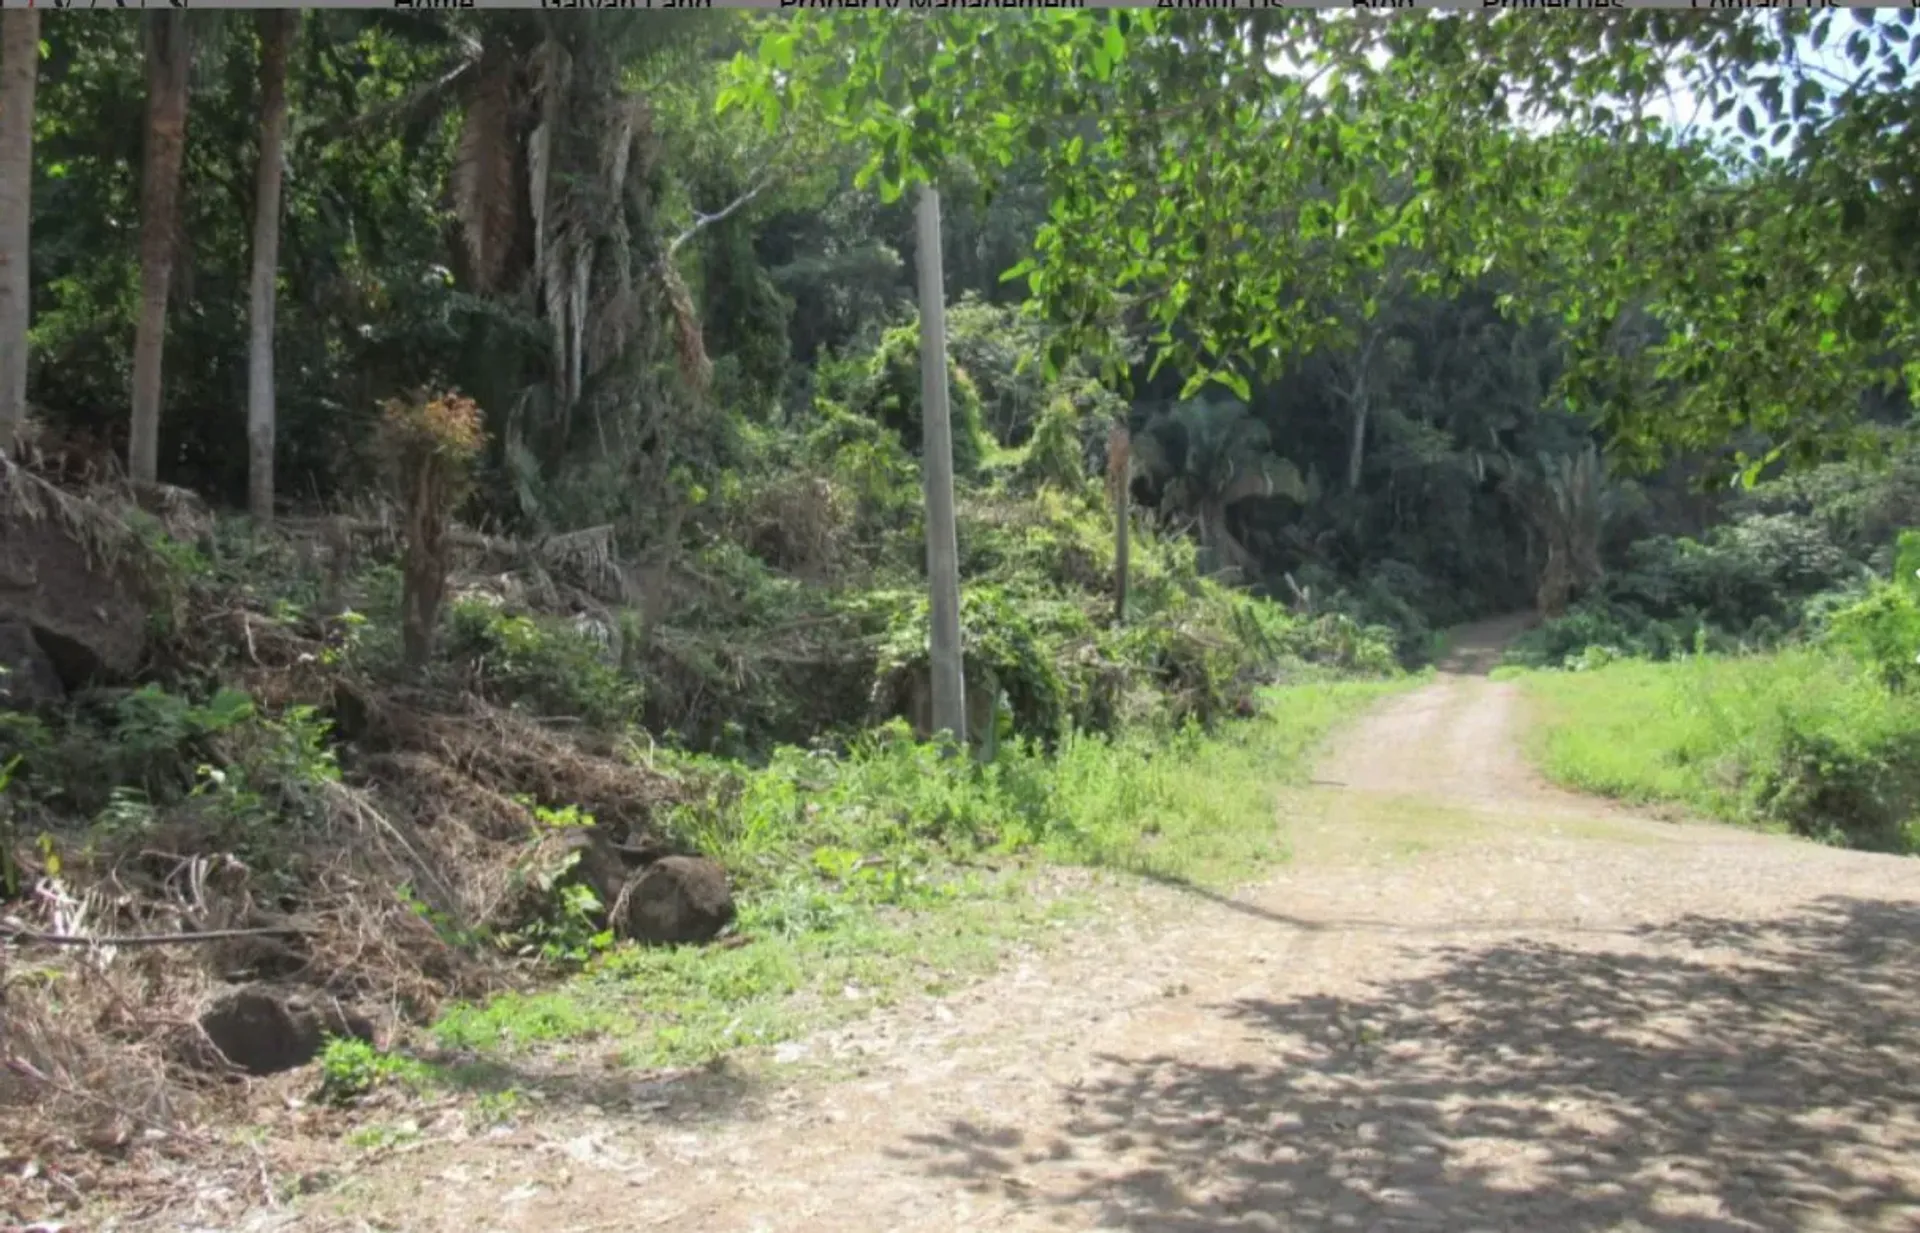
[247,617,1920,1232]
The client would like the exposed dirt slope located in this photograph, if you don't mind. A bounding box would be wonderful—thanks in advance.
[213,617,1920,1232]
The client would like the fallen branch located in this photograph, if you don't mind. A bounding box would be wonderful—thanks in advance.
[1,924,308,949]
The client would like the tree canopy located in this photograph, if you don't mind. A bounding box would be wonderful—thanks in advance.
[722,9,1919,478]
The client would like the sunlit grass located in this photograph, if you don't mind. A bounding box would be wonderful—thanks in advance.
[418,676,1410,1072]
[1515,648,1920,851]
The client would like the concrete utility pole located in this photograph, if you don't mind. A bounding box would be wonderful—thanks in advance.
[915,182,967,748]
[1110,419,1131,626]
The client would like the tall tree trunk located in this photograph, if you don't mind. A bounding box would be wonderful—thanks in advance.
[915,183,966,751]
[0,9,38,454]
[1345,390,1369,492]
[247,11,295,522]
[1341,330,1381,493]
[1109,420,1130,627]
[129,10,192,488]
[1201,501,1261,577]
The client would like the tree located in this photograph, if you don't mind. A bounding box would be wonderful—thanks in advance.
[1108,419,1131,625]
[247,11,297,521]
[380,390,484,670]
[0,9,37,453]
[724,11,1920,475]
[129,9,192,487]
[1134,398,1307,578]
[1506,445,1610,619]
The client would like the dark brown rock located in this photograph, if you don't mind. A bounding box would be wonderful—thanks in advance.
[197,988,373,1077]
[0,468,150,685]
[0,619,65,707]
[618,855,735,945]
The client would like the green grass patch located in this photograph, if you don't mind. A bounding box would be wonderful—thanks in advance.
[398,675,1405,1085]
[1515,649,1920,853]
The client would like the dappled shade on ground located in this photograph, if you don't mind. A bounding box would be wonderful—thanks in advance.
[104,664,1920,1233]
[905,894,1920,1231]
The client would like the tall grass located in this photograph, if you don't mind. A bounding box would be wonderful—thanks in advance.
[666,675,1408,892]
[427,676,1406,1065]
[1519,649,1920,853]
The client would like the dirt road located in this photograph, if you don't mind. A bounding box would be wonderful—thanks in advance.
[278,620,1920,1232]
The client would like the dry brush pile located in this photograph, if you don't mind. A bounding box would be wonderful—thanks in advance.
[0,455,738,1214]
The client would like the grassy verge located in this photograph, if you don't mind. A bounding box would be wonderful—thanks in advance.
[1513,649,1920,853]
[353,675,1407,1094]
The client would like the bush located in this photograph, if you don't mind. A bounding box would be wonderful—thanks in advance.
[1510,512,1859,668]
[1519,649,1920,854]
[443,600,646,730]
[0,684,338,846]
[1753,728,1920,853]
[872,584,1075,744]
[945,295,1053,446]
[1823,529,1920,690]
[830,321,990,476]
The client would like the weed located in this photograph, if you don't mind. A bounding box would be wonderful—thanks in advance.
[443,601,645,730]
[343,1122,423,1151]
[318,1037,425,1106]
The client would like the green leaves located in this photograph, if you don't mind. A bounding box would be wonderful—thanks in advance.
[735,10,1915,469]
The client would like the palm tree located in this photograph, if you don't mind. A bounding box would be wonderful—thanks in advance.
[1504,444,1609,618]
[1134,397,1307,577]
[0,9,39,453]
[246,11,297,521]
[370,18,722,490]
[128,9,193,487]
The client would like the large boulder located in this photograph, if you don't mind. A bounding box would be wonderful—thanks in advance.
[0,619,65,707]
[195,987,374,1077]
[0,463,151,686]
[618,855,735,945]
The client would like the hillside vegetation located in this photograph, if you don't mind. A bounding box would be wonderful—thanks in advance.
[0,7,1916,1221]
[1511,493,1920,855]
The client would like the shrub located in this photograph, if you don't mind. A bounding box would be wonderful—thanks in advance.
[443,600,646,730]
[836,322,990,476]
[1752,728,1920,853]
[872,585,1073,744]
[945,294,1053,446]
[377,390,486,669]
[803,398,922,534]
[1507,509,1865,670]
[1823,529,1920,690]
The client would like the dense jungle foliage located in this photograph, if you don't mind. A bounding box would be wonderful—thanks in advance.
[0,11,1917,1194]
[0,8,1916,851]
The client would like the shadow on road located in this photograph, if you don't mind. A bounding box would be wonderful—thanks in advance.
[1435,611,1539,676]
[900,895,1920,1231]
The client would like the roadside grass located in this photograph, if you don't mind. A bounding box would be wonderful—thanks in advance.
[1512,648,1920,853]
[368,675,1408,1093]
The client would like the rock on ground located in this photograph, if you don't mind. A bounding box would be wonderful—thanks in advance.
[0,464,152,684]
[0,618,66,706]
[619,855,736,945]
[196,987,374,1077]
